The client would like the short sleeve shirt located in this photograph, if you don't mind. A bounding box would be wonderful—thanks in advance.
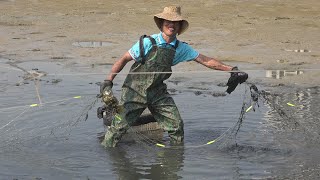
[128,33,199,66]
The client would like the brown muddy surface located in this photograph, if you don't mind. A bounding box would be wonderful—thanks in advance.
[1,0,320,87]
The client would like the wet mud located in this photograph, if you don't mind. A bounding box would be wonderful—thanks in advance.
[1,0,320,178]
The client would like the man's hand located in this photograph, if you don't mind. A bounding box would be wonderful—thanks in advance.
[97,80,113,98]
[226,67,248,94]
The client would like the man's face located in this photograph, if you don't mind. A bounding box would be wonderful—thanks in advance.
[162,20,181,37]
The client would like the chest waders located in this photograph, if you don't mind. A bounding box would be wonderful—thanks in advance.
[101,35,184,147]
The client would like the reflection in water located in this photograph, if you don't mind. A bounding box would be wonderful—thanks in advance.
[266,70,304,79]
[107,145,184,179]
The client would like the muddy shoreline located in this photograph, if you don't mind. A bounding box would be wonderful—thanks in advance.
[0,0,319,89]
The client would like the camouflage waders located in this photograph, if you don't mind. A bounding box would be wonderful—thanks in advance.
[102,35,184,147]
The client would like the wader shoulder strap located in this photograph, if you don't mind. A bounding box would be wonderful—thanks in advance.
[174,40,179,49]
[139,35,156,65]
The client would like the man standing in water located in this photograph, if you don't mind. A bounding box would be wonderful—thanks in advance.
[99,6,248,147]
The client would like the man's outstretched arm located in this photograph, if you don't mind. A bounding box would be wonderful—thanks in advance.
[194,53,248,94]
[106,51,133,81]
[194,54,234,71]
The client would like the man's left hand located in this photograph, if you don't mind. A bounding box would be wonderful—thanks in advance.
[226,67,248,94]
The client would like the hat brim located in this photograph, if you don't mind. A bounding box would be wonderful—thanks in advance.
[154,16,189,35]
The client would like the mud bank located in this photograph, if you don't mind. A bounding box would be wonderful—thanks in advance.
[0,0,319,87]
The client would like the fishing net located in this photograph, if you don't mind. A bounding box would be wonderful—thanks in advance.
[121,83,320,151]
[111,87,251,150]
[0,95,98,151]
[1,61,319,153]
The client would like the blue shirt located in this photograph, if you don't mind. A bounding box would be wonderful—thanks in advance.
[128,33,199,66]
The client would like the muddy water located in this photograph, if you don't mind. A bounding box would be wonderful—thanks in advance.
[0,60,320,179]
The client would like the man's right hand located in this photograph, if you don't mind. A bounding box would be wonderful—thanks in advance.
[97,80,113,98]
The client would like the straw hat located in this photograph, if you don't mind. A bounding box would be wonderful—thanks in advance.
[154,6,189,35]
